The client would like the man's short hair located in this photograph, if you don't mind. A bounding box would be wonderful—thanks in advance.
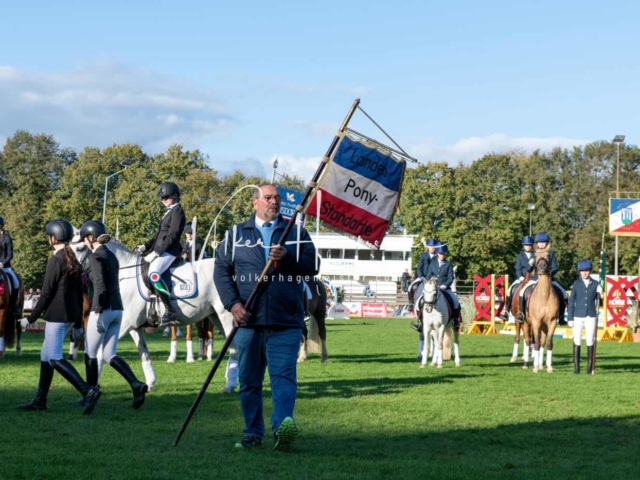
[253,183,278,199]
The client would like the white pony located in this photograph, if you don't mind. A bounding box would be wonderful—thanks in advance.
[419,278,460,368]
[70,236,238,392]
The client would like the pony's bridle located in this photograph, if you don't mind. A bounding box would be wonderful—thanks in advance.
[535,256,550,276]
[422,280,438,313]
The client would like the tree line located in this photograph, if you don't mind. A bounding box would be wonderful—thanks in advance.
[396,141,640,286]
[2,130,639,288]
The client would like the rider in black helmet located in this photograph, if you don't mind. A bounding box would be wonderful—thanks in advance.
[18,219,101,414]
[133,182,186,326]
[0,216,21,316]
[79,220,148,409]
[181,222,208,262]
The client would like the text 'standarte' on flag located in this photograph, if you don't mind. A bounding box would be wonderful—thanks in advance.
[305,133,406,249]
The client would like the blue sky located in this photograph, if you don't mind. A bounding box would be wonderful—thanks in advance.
[1,0,638,180]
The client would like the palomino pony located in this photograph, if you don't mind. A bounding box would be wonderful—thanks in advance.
[69,237,237,392]
[524,248,560,373]
[0,268,24,359]
[297,276,329,363]
[419,278,460,368]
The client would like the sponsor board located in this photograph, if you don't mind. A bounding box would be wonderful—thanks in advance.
[361,303,388,318]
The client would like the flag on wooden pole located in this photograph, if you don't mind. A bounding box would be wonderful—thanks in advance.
[305,133,406,249]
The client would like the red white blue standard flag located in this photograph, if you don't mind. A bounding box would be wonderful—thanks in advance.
[305,134,405,249]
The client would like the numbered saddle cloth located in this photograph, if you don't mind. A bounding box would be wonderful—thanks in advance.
[136,258,198,301]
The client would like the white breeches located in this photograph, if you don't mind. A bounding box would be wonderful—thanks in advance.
[3,266,19,290]
[149,252,176,283]
[519,279,567,299]
[86,309,123,363]
[572,316,597,346]
[41,322,74,362]
[303,281,312,300]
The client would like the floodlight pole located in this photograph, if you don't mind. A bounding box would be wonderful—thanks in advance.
[102,158,136,223]
[613,136,625,276]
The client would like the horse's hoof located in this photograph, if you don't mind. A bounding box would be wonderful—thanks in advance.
[455,363,460,367]
[321,358,329,363]
[533,368,539,373]
[522,365,528,370]
[219,387,235,394]
[429,363,436,367]
[16,350,22,357]
[419,364,425,369]
[186,358,195,364]
[437,364,443,369]
[547,368,553,373]
[510,357,517,363]
[197,357,203,362]
[297,358,306,364]
[167,357,176,363]
[207,358,212,362]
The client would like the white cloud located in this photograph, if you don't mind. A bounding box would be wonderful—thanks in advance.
[0,62,233,152]
[410,133,589,165]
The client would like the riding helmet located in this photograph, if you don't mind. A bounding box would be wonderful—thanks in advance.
[522,235,534,245]
[435,244,448,254]
[157,182,180,199]
[45,219,74,242]
[79,219,108,240]
[577,259,593,271]
[534,232,550,243]
[426,238,439,247]
[0,217,4,226]
[184,222,193,235]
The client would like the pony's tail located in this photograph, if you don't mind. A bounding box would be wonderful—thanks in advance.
[4,314,16,349]
[307,315,321,353]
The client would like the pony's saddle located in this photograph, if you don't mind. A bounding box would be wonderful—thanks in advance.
[136,258,198,302]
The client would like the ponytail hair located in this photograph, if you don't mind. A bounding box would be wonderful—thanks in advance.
[96,234,111,245]
[63,244,81,275]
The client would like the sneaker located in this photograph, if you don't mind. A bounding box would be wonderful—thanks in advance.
[274,416,298,452]
[235,435,263,449]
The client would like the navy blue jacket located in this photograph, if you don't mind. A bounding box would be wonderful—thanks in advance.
[567,277,600,320]
[214,214,318,329]
[515,251,534,279]
[416,252,435,278]
[0,231,14,268]
[425,258,454,289]
[531,251,559,280]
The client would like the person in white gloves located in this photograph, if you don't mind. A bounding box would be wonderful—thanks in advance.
[133,182,185,326]
[425,243,461,330]
[499,235,535,321]
[78,220,148,409]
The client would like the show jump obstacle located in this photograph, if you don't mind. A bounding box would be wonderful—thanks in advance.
[469,274,507,335]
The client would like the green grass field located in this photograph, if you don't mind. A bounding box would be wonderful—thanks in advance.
[1,319,639,480]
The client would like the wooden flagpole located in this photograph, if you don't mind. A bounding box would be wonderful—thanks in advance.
[173,98,361,447]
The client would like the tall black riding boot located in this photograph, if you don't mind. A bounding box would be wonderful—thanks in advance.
[158,291,177,326]
[499,295,512,320]
[85,353,99,387]
[573,344,581,374]
[453,307,462,331]
[586,346,594,374]
[515,295,526,323]
[109,356,148,410]
[18,361,54,411]
[50,359,101,415]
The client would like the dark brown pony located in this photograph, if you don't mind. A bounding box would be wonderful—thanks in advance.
[525,247,560,373]
[510,269,533,364]
[298,277,328,363]
[0,269,24,359]
[168,319,215,362]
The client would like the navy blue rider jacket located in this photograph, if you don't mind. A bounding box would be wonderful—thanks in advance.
[416,252,435,278]
[425,259,454,289]
[515,251,534,279]
[214,214,318,329]
[567,277,600,320]
[0,231,14,268]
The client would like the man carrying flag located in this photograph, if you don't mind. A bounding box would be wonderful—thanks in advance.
[214,184,318,451]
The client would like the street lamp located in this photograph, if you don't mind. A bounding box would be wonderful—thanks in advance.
[527,204,535,236]
[271,157,279,183]
[613,135,626,275]
[102,157,137,223]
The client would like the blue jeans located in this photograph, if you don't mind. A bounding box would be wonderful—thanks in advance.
[235,327,302,439]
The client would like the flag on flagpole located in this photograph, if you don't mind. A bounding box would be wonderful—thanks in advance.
[305,133,405,249]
